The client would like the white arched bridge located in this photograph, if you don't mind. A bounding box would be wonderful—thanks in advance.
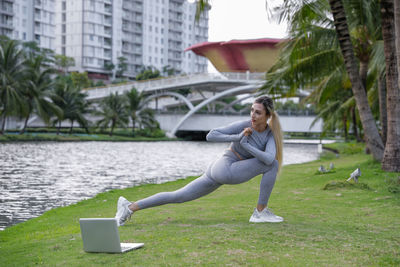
[85,72,319,137]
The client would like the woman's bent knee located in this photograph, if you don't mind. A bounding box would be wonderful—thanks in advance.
[260,159,279,174]
[210,157,232,183]
[271,159,279,170]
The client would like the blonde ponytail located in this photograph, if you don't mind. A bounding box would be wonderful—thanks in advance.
[254,95,284,172]
[269,111,283,172]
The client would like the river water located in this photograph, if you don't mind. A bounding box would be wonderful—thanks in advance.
[0,141,320,230]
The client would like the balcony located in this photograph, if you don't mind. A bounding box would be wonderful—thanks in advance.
[0,28,12,38]
[104,26,112,36]
[0,4,13,15]
[168,52,182,59]
[168,46,182,53]
[122,46,132,54]
[34,24,41,33]
[104,49,112,59]
[170,0,185,4]
[133,48,142,55]
[133,14,142,22]
[122,3,142,13]
[104,38,112,48]
[169,4,183,13]
[123,25,142,35]
[104,15,112,26]
[0,18,13,29]
[133,36,142,44]
[104,4,112,14]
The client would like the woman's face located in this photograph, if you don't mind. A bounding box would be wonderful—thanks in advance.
[251,102,269,127]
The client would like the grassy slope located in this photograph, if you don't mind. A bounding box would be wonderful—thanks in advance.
[1,144,399,266]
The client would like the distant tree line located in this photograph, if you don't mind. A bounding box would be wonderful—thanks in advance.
[0,37,160,137]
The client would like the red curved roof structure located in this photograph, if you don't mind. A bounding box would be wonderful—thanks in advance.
[186,38,284,73]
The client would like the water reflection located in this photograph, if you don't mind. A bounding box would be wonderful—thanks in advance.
[0,141,319,230]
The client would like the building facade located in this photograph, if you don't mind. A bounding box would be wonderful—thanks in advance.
[53,0,208,79]
[0,0,56,50]
[1,0,208,78]
[141,0,208,75]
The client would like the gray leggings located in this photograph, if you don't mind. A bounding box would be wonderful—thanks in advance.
[136,152,279,210]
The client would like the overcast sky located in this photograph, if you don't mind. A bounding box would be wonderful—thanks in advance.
[207,0,287,42]
[204,0,287,72]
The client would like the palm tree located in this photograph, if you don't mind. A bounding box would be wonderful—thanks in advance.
[261,0,384,160]
[262,1,362,140]
[0,38,26,134]
[124,87,159,134]
[135,108,159,132]
[96,92,129,136]
[51,81,90,134]
[125,88,143,134]
[328,0,384,161]
[380,0,400,172]
[19,54,62,134]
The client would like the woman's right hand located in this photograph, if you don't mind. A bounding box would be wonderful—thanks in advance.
[243,127,253,137]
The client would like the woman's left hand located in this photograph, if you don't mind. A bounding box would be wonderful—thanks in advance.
[243,127,253,136]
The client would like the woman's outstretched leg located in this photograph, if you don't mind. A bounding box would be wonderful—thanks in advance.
[115,174,221,226]
[135,173,221,209]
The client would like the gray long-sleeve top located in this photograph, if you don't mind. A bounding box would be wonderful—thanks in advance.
[206,120,277,165]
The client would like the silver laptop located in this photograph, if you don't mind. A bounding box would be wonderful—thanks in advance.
[79,218,144,253]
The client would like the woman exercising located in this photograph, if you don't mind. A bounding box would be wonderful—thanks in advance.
[115,95,284,225]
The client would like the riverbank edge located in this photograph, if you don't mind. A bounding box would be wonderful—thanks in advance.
[0,133,179,142]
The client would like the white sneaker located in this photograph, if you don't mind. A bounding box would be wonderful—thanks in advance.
[115,196,133,226]
[249,208,284,223]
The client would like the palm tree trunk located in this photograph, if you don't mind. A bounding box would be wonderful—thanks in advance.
[343,114,348,141]
[0,112,6,135]
[378,74,387,145]
[110,119,115,136]
[381,0,400,171]
[131,117,136,134]
[19,114,30,135]
[359,61,369,92]
[351,107,361,142]
[70,120,74,134]
[328,0,384,161]
[57,121,61,135]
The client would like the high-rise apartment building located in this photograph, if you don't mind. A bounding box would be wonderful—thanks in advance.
[54,0,208,78]
[118,0,144,76]
[0,0,56,50]
[54,0,115,79]
[1,0,208,78]
[141,0,208,75]
[0,0,14,38]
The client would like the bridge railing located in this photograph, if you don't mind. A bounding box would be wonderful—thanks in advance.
[85,72,265,100]
[220,72,265,81]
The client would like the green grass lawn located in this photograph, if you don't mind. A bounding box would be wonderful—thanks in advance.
[1,143,399,266]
